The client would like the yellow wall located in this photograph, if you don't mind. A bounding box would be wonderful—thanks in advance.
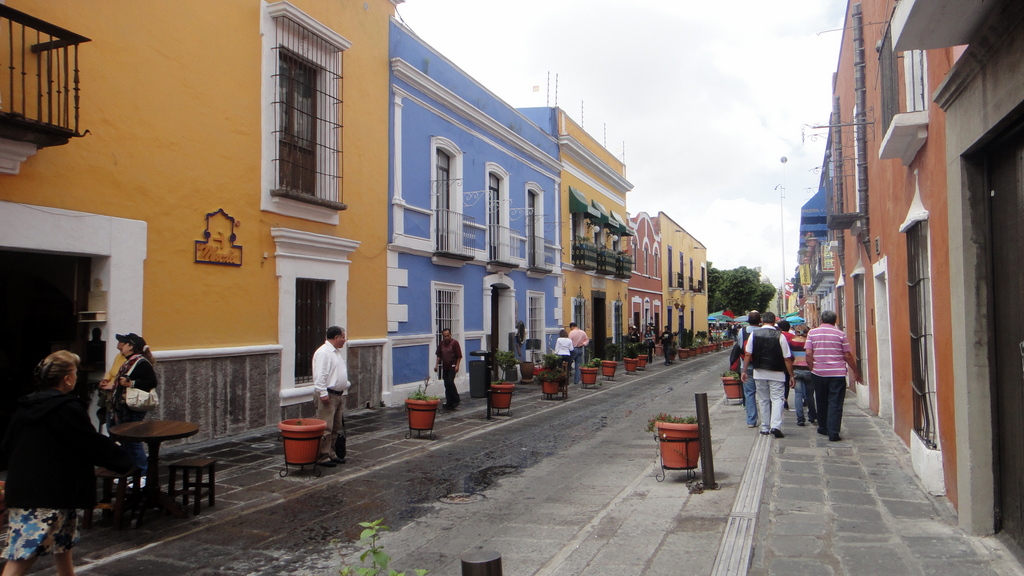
[1,0,393,349]
[657,213,708,336]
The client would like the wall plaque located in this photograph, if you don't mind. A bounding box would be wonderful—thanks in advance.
[195,209,242,266]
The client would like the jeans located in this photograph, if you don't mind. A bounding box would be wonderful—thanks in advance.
[813,374,847,438]
[755,379,786,431]
[110,406,148,472]
[441,368,460,408]
[646,341,655,363]
[742,365,757,426]
[569,346,585,384]
[793,369,816,423]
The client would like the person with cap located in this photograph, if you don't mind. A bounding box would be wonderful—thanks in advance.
[312,326,350,468]
[98,332,157,473]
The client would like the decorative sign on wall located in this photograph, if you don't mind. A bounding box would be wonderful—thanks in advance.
[195,209,242,266]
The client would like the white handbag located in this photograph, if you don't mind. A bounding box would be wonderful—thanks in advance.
[125,386,159,411]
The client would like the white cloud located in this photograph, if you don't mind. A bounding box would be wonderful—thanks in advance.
[396,0,846,287]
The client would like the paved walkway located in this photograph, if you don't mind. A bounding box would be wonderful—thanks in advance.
[3,351,1022,575]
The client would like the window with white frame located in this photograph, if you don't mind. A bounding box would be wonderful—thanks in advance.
[906,221,936,446]
[268,5,347,208]
[434,285,462,341]
[528,292,544,361]
[904,50,928,113]
[294,278,330,383]
[573,297,586,330]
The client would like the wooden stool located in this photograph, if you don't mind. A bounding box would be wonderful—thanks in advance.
[83,467,141,530]
[168,458,216,515]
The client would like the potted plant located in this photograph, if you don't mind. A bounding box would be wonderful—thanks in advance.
[580,357,601,388]
[405,382,442,439]
[623,341,641,374]
[721,370,743,402]
[600,358,618,379]
[493,350,519,382]
[646,414,700,480]
[537,353,568,399]
[490,381,516,414]
[278,417,328,475]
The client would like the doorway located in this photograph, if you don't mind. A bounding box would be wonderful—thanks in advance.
[592,291,606,360]
[0,250,94,470]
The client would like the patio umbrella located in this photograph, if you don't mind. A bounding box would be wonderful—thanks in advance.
[733,315,749,323]
[786,316,806,324]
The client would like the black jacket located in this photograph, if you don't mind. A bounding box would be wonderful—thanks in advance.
[751,328,788,372]
[2,388,133,509]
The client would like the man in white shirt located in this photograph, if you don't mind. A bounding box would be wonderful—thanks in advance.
[742,312,794,438]
[313,326,350,467]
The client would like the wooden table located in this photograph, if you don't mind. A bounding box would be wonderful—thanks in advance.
[110,420,199,525]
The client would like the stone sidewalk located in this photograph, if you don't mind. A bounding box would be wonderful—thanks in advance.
[746,397,1022,576]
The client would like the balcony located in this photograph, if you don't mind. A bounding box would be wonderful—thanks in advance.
[0,5,91,173]
[572,241,597,270]
[434,209,476,260]
[697,279,705,293]
[487,223,520,268]
[527,235,559,273]
[676,272,686,289]
[596,248,616,276]
[614,253,633,279]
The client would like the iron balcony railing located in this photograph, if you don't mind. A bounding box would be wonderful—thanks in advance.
[571,241,597,270]
[596,248,616,276]
[697,279,705,293]
[614,253,633,279]
[527,235,558,272]
[0,5,90,148]
[487,223,519,267]
[688,277,696,291]
[676,272,686,289]
[435,209,476,260]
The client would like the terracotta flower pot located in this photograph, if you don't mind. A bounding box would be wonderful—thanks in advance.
[278,418,328,466]
[490,383,515,410]
[624,357,639,373]
[405,398,441,433]
[600,360,618,378]
[519,361,536,383]
[637,356,648,370]
[721,378,743,401]
[654,421,701,470]
[580,367,599,387]
[540,378,561,396]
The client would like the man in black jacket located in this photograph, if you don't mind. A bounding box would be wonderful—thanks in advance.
[741,312,795,438]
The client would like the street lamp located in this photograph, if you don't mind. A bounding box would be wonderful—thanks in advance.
[779,156,788,315]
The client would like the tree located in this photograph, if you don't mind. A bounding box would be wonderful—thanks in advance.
[707,264,778,314]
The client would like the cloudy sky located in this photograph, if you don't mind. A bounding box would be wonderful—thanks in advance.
[395,0,848,288]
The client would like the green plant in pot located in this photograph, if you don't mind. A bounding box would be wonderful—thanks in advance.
[493,350,519,381]
[645,413,698,433]
[623,341,641,359]
[647,414,701,478]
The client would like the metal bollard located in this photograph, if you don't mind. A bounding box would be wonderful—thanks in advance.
[461,550,502,576]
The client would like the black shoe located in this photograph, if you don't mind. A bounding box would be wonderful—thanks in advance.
[331,457,346,464]
[808,419,817,424]
[443,404,455,410]
[829,435,842,442]
[771,428,785,438]
[759,429,771,435]
[797,421,806,427]
[817,428,828,436]
[318,459,337,468]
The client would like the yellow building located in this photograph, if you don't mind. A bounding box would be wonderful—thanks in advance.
[656,213,708,343]
[0,0,395,444]
[546,109,633,359]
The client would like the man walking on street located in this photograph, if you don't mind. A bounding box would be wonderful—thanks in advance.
[313,326,350,467]
[742,311,794,438]
[660,325,675,365]
[568,322,589,385]
[736,311,762,428]
[434,328,462,410]
[805,310,860,442]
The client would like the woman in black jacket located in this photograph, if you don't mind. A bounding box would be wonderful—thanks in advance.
[2,350,133,576]
[100,333,157,473]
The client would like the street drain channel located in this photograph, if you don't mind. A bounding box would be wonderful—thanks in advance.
[251,443,277,449]
[439,493,486,504]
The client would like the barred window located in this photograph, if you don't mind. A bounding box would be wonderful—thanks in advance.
[907,221,936,446]
[528,293,544,358]
[294,278,330,383]
[271,12,344,206]
[435,287,461,340]
[573,297,586,331]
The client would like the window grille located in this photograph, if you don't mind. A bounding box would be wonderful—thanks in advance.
[879,26,900,135]
[529,294,543,358]
[853,275,866,377]
[573,297,586,331]
[907,222,936,447]
[294,278,330,383]
[272,15,343,204]
[613,301,623,344]
[435,287,461,340]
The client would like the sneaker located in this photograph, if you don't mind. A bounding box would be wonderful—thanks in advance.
[797,421,806,427]
[747,424,757,428]
[759,428,771,435]
[771,428,785,438]
[318,459,337,468]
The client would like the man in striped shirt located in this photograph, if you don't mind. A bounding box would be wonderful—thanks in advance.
[805,311,861,442]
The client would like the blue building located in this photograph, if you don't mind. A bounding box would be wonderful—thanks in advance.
[385,20,563,403]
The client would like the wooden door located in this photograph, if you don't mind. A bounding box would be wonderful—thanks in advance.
[989,127,1024,549]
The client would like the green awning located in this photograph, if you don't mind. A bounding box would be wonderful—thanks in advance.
[590,199,610,226]
[568,187,600,219]
[609,211,633,236]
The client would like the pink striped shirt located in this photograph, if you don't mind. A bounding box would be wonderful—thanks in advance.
[805,324,851,377]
